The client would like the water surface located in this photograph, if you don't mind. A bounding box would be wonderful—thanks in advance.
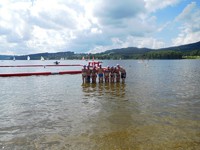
[0,60,200,149]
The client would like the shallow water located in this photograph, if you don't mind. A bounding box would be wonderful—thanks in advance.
[0,60,200,149]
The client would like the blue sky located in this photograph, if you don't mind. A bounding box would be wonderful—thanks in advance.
[0,0,200,55]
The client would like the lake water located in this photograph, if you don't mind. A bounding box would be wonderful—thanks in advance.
[0,60,200,150]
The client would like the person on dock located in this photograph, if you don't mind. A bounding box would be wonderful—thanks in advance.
[104,66,110,83]
[110,66,115,83]
[91,66,97,83]
[97,65,104,83]
[86,65,91,83]
[82,65,87,83]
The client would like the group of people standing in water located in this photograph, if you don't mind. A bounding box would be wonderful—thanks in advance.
[82,64,126,84]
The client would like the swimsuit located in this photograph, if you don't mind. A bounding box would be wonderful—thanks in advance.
[86,76,90,83]
[82,72,87,77]
[121,72,126,78]
[99,73,103,78]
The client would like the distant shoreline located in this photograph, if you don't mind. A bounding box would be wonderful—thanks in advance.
[0,41,200,60]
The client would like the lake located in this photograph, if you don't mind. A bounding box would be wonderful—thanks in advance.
[0,60,200,149]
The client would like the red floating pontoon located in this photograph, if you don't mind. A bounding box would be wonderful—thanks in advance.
[0,61,102,77]
[0,70,82,77]
[0,64,82,67]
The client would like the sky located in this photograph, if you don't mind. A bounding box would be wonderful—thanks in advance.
[0,0,200,55]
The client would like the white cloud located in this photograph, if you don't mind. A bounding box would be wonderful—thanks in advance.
[0,0,161,55]
[173,2,200,46]
[0,0,88,54]
[91,28,102,34]
[144,0,181,12]
[0,1,31,42]
[0,0,198,55]
[94,0,145,21]
[175,1,196,21]
[88,36,165,53]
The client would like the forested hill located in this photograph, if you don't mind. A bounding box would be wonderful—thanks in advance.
[95,41,200,59]
[158,41,200,52]
[103,41,200,53]
[0,55,11,60]
[0,41,200,60]
[103,47,152,54]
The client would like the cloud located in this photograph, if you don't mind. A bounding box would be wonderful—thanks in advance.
[92,0,153,37]
[94,0,145,21]
[173,2,200,45]
[85,0,159,53]
[0,0,161,55]
[0,2,31,42]
[29,1,79,30]
[175,1,196,21]
[88,36,165,53]
[144,0,181,12]
[0,0,198,55]
[0,0,87,54]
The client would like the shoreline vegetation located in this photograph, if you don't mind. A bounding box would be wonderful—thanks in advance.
[0,41,200,60]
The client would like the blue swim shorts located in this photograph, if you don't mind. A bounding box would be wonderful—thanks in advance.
[98,73,103,78]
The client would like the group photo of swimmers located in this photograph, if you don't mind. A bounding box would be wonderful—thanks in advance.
[82,64,126,84]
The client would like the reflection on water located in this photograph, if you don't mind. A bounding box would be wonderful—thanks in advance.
[82,82,126,99]
[81,80,200,149]
[0,60,200,149]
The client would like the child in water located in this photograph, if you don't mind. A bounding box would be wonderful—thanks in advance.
[115,66,120,83]
[82,65,87,83]
[86,65,91,83]
[104,66,110,83]
[91,66,97,83]
[97,65,104,83]
[120,66,126,83]
[110,66,115,83]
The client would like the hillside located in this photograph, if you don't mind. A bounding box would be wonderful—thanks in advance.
[0,41,200,60]
[102,47,152,54]
[94,41,200,59]
[158,41,200,52]
[0,55,12,60]
[16,52,75,60]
